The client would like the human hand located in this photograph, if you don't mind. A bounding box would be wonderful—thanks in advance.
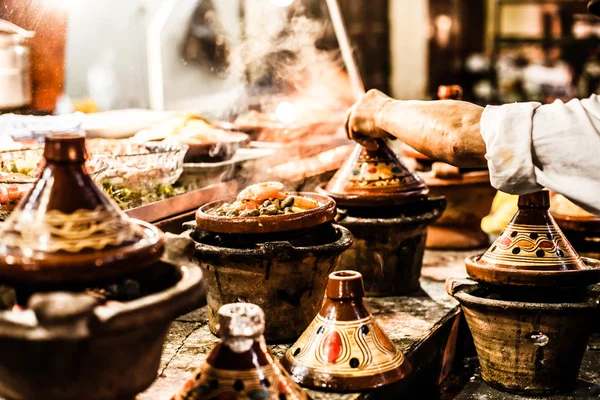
[345,89,393,150]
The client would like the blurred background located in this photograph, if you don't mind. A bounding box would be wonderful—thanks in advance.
[2,0,599,115]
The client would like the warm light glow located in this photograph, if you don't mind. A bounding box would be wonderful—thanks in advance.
[275,101,296,124]
[270,0,295,7]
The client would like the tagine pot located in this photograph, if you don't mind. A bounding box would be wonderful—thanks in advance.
[0,133,164,285]
[447,277,599,395]
[320,140,445,296]
[282,270,411,391]
[191,194,353,342]
[466,191,600,288]
[335,197,445,296]
[0,234,205,400]
[173,303,309,400]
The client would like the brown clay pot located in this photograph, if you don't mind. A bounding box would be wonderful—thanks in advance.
[173,303,308,400]
[282,270,411,391]
[335,197,446,296]
[0,133,164,285]
[0,235,204,400]
[422,170,496,249]
[191,223,353,342]
[447,277,599,395]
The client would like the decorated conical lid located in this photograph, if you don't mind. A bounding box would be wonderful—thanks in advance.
[173,303,308,400]
[0,133,164,284]
[466,191,600,287]
[321,140,428,207]
[282,270,412,391]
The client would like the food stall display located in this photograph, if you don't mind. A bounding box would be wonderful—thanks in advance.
[0,134,203,399]
[173,303,308,400]
[319,140,446,296]
[189,182,353,342]
[447,191,600,394]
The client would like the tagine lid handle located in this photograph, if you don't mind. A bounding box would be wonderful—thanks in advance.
[217,303,265,353]
[43,133,88,163]
[326,270,365,300]
[475,190,587,274]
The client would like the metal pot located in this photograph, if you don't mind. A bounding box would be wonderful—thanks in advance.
[0,19,34,111]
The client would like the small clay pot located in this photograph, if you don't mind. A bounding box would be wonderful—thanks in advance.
[191,223,353,342]
[447,277,599,395]
[335,197,446,296]
[172,303,309,400]
[282,270,411,391]
[423,170,496,249]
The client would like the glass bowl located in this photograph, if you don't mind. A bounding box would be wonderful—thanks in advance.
[88,141,188,191]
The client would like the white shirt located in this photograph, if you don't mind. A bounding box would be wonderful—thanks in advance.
[480,95,600,215]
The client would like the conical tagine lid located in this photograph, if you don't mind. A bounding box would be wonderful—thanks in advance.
[466,191,600,287]
[322,140,427,207]
[173,303,308,400]
[282,270,411,391]
[0,133,163,284]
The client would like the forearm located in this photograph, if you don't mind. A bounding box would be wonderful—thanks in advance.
[376,100,487,167]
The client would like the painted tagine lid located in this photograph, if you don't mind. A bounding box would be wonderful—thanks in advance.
[282,270,412,391]
[465,191,600,287]
[0,133,164,284]
[321,140,428,207]
[172,303,308,400]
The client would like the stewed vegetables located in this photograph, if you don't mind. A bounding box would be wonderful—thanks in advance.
[212,182,320,217]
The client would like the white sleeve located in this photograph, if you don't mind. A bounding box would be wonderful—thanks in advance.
[480,95,600,215]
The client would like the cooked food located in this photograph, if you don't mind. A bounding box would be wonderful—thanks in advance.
[212,182,320,217]
[133,114,229,144]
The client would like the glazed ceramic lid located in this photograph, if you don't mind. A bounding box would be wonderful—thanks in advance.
[173,303,308,400]
[0,133,164,284]
[282,270,412,391]
[195,192,336,234]
[466,191,600,287]
[321,140,428,207]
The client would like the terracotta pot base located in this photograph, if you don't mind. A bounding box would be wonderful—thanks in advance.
[447,278,598,395]
[191,223,353,342]
[335,197,445,296]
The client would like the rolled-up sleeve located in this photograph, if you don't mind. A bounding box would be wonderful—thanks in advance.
[480,95,600,215]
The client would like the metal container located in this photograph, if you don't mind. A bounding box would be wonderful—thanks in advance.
[447,278,599,395]
[0,19,34,111]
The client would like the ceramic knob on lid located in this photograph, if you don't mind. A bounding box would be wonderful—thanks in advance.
[282,270,412,391]
[0,133,164,284]
[466,190,600,287]
[321,139,428,207]
[173,303,308,400]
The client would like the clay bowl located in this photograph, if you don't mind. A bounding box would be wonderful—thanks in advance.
[335,197,446,296]
[447,278,599,395]
[465,254,600,288]
[552,213,600,253]
[190,223,353,342]
[195,192,336,234]
[177,132,250,163]
[420,170,496,249]
[0,235,204,400]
